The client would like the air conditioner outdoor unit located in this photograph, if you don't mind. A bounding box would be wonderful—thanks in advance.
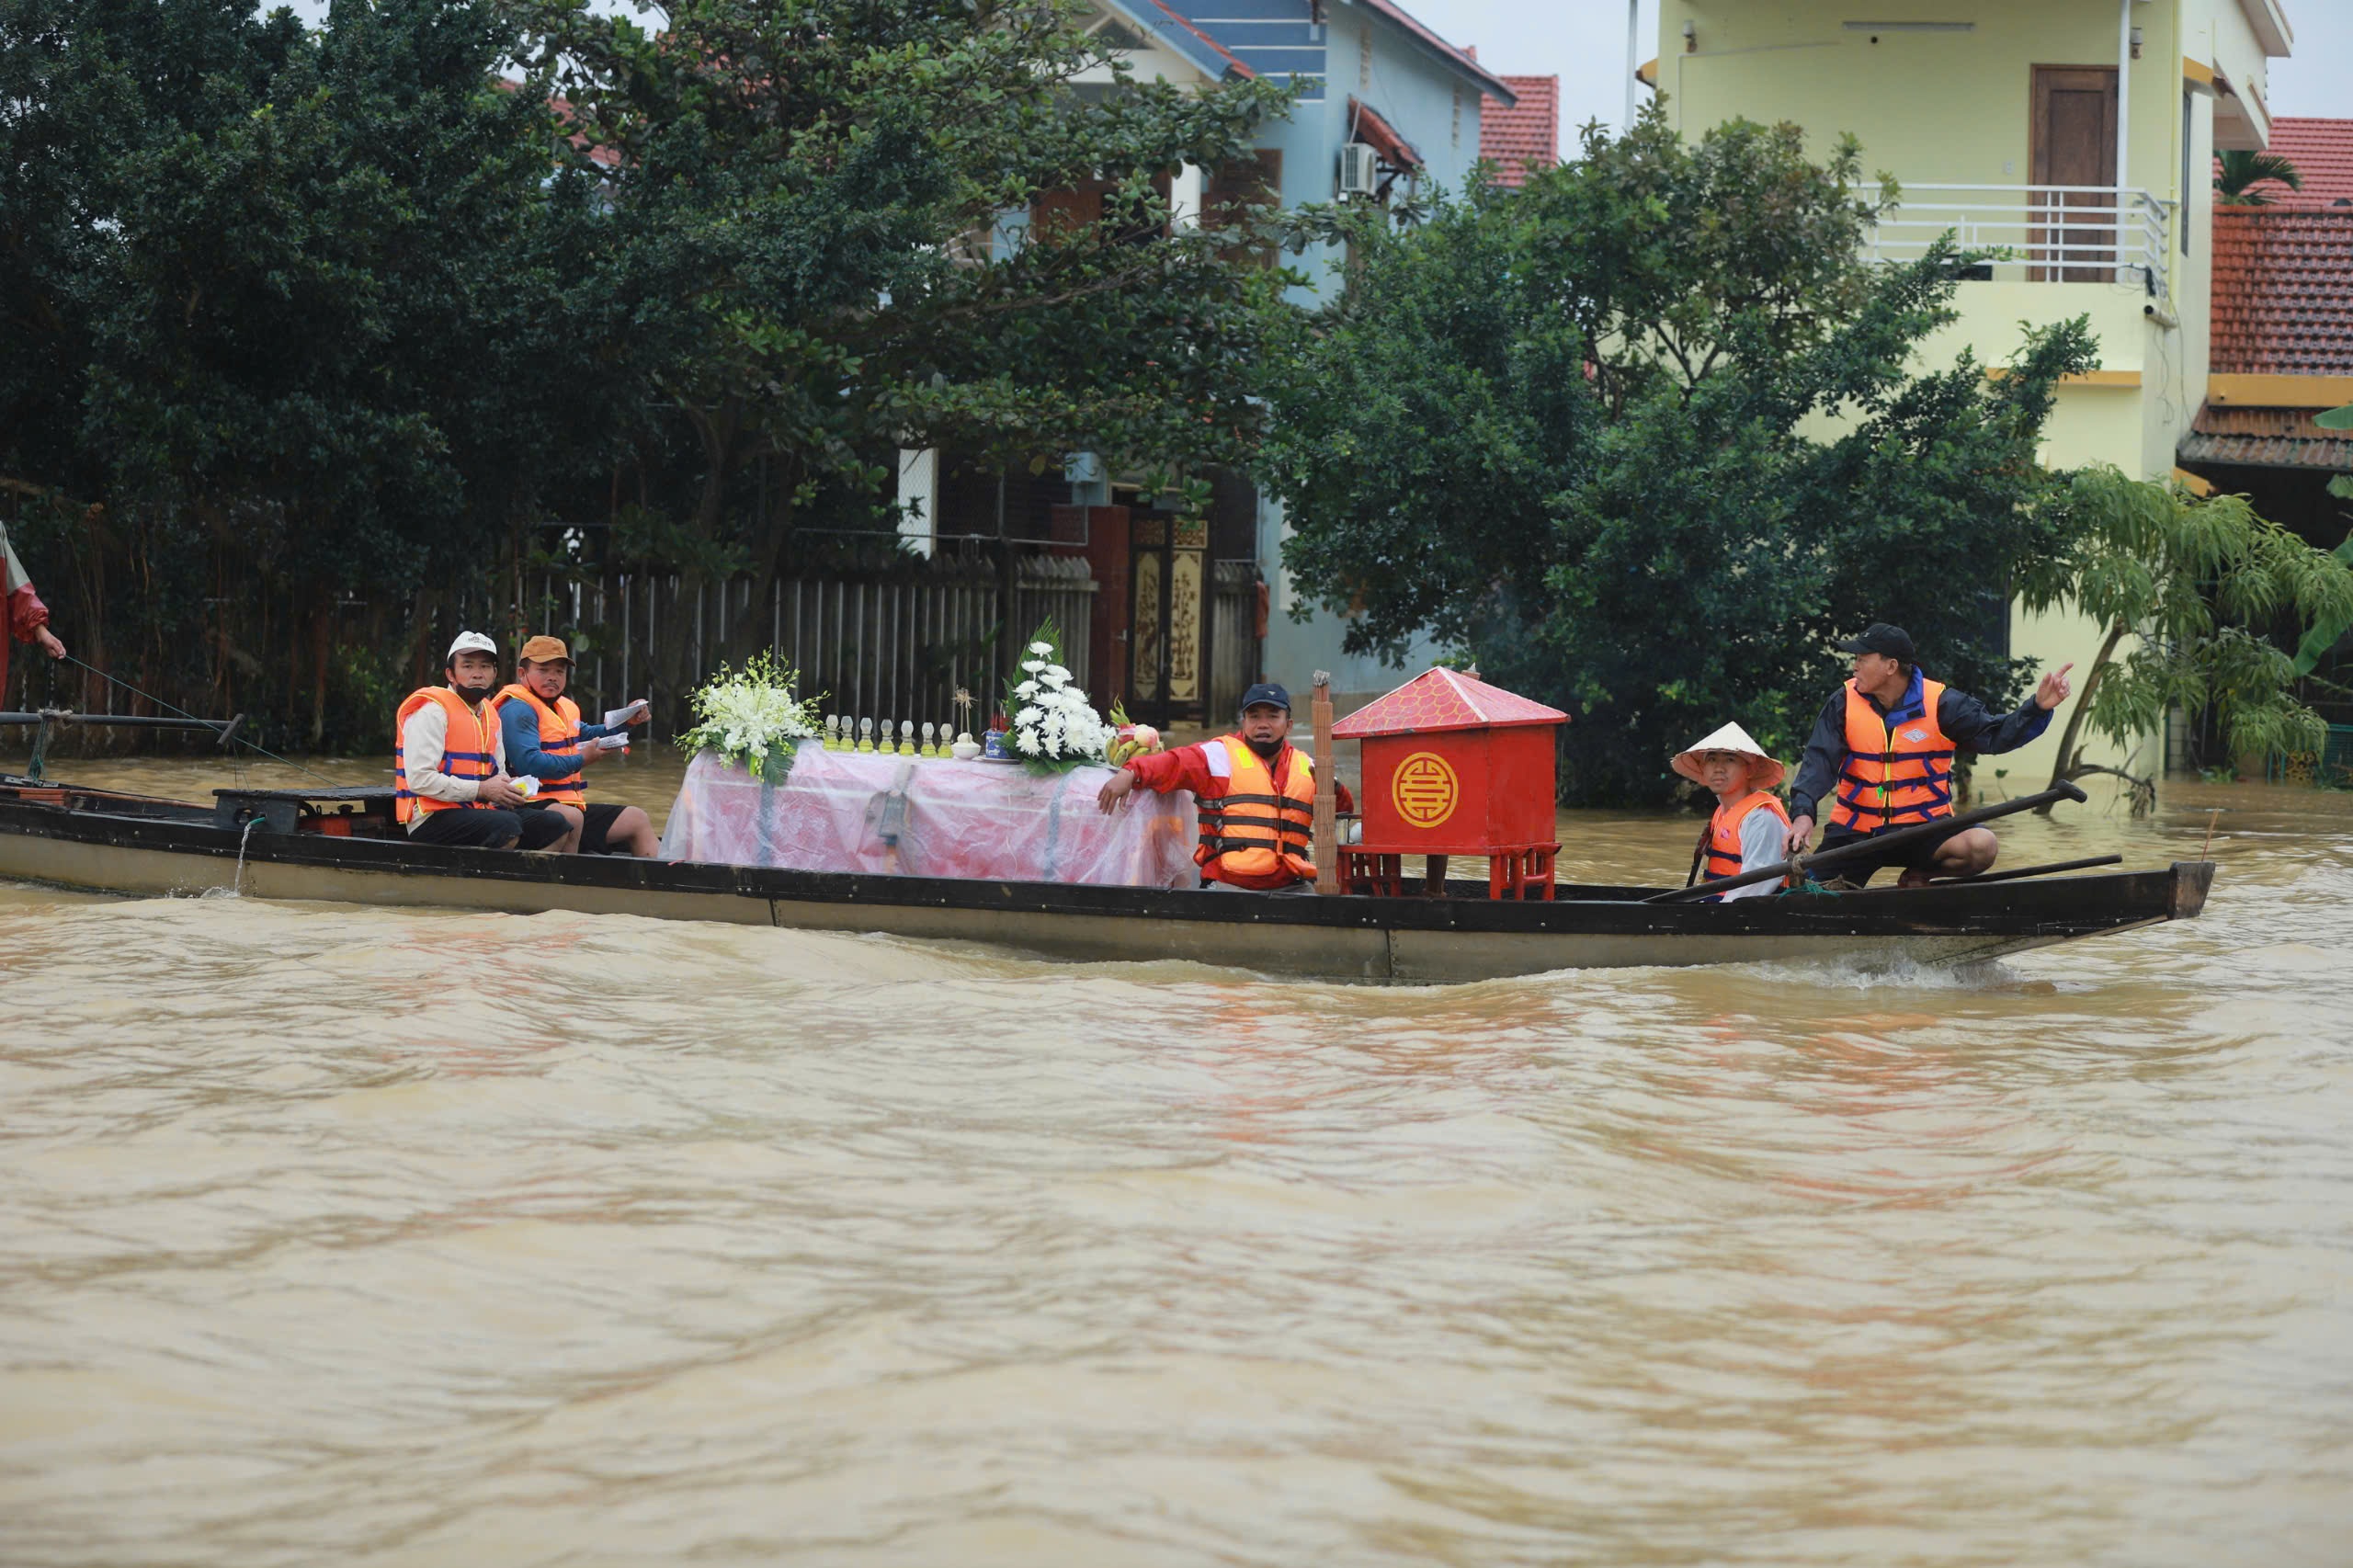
[1337,142,1379,198]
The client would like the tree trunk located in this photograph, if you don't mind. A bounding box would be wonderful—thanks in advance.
[723,451,801,669]
[2038,616,2129,808]
[308,597,333,749]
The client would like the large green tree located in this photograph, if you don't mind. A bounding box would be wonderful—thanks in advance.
[2,0,609,742]
[1261,109,2097,803]
[528,0,1299,701]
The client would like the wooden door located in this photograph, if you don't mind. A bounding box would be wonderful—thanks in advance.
[2030,66,2118,282]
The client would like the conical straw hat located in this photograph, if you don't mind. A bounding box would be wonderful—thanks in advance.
[1671,722,1786,791]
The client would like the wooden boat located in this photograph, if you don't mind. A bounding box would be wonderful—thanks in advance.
[0,778,2214,983]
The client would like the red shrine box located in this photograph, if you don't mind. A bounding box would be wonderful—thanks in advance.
[1332,667,1567,898]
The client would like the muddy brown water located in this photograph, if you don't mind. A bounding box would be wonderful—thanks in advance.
[2,756,2349,1565]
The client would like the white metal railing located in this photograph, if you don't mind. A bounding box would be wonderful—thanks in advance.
[1867,184,2177,298]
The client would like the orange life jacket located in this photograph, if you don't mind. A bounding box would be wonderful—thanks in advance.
[1827,676,1955,832]
[393,687,500,824]
[492,683,585,806]
[1195,735,1317,884]
[1702,790,1792,895]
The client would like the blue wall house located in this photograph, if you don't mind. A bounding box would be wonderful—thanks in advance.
[899,1,1518,723]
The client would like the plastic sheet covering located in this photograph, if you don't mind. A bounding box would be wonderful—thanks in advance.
[657,744,1201,888]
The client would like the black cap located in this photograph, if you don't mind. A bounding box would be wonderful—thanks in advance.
[1239,683,1291,714]
[1837,623,1915,662]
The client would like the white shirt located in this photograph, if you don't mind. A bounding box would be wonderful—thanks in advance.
[401,692,507,831]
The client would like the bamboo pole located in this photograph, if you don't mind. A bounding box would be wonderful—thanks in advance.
[1312,671,1338,895]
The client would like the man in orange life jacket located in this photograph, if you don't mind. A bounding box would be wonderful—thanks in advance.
[392,632,571,851]
[1785,623,2074,887]
[1094,683,1353,893]
[493,635,658,857]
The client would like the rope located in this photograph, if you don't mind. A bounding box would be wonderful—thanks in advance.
[58,653,344,787]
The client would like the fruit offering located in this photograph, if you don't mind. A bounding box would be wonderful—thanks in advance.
[1104,700,1164,767]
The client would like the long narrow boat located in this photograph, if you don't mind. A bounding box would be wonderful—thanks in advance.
[0,778,2214,983]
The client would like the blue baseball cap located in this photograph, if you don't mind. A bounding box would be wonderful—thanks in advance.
[1239,683,1291,714]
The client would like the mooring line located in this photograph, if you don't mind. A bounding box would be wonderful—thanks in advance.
[59,653,345,787]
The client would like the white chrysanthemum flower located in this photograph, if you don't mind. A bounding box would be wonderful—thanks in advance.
[1029,641,1054,654]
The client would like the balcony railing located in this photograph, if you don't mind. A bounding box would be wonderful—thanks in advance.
[1867,184,2177,299]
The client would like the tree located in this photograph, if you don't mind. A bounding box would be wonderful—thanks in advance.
[1261,108,2096,803]
[2214,149,2303,206]
[2,0,614,745]
[527,0,1300,706]
[2018,467,2353,796]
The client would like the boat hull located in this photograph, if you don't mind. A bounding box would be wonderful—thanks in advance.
[0,791,2213,983]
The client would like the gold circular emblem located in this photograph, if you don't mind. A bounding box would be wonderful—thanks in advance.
[1392,751,1459,830]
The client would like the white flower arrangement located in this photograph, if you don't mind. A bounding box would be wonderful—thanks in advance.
[675,652,824,784]
[1006,618,1111,775]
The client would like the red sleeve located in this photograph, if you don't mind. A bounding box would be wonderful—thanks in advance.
[7,584,49,642]
[1335,779,1355,815]
[1126,742,1219,797]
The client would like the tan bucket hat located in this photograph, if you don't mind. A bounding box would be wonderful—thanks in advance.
[517,634,572,665]
[1671,722,1787,791]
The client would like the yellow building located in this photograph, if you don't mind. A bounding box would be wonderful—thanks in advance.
[1649,0,2295,781]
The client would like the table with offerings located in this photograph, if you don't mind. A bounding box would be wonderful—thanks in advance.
[655,744,1201,888]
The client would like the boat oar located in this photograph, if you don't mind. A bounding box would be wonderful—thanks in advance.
[1932,853,2121,886]
[1643,780,2090,903]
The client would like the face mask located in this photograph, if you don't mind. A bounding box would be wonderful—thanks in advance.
[451,676,496,705]
[1246,734,1283,762]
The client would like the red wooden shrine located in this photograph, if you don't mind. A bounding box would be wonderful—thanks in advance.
[1331,667,1568,899]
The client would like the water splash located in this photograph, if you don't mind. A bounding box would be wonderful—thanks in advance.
[197,814,263,900]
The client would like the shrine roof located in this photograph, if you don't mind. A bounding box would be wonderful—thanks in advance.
[1331,667,1567,737]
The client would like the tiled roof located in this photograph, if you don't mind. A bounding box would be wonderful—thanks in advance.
[1332,667,1566,737]
[2214,118,2353,210]
[2178,406,2353,472]
[1111,0,1256,81]
[2209,209,2353,376]
[1480,74,1558,188]
[1347,97,1423,169]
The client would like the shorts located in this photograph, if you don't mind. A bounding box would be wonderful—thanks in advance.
[1814,823,1967,885]
[408,806,567,850]
[576,801,632,856]
[519,800,634,854]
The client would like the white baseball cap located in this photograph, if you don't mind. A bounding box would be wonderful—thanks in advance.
[446,631,498,661]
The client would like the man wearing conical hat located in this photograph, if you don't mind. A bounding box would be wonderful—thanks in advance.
[1673,724,1792,902]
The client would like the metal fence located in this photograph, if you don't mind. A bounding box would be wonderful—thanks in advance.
[1868,184,2176,298]
[2268,724,2353,789]
[517,555,1097,740]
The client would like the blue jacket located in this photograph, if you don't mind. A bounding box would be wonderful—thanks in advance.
[1790,668,2052,825]
[499,699,620,783]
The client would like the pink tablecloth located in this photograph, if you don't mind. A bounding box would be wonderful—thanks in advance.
[656,744,1202,888]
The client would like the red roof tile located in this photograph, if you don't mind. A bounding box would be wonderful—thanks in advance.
[1480,74,1558,188]
[2214,118,2353,210]
[1348,97,1422,170]
[2209,209,2353,377]
[1332,667,1566,737]
[2179,406,2353,471]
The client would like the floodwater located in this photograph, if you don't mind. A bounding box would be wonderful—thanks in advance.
[3,755,2350,1566]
